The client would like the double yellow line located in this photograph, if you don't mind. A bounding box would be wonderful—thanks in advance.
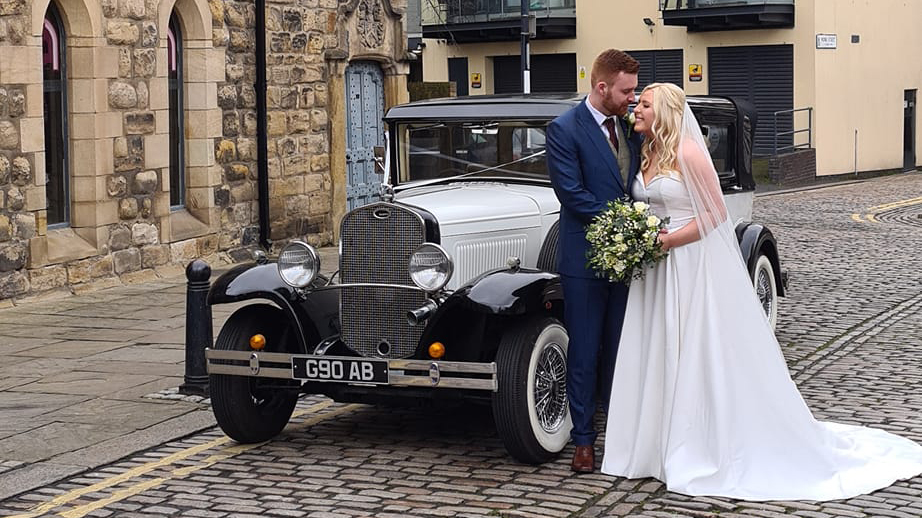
[9,401,359,518]
[851,195,922,223]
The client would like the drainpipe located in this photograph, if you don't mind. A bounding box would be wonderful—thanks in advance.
[255,0,271,250]
[520,0,530,94]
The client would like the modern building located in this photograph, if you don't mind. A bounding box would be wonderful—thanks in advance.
[419,0,921,177]
[0,0,411,300]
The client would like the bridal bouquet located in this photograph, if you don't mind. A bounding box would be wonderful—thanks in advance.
[585,198,669,284]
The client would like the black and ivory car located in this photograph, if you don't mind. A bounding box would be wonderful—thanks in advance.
[205,94,787,464]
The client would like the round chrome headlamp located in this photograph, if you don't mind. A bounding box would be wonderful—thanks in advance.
[408,243,453,292]
[277,240,320,288]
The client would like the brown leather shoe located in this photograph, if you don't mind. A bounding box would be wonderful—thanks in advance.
[571,445,595,473]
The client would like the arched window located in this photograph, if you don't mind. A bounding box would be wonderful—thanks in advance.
[168,13,185,208]
[43,3,68,227]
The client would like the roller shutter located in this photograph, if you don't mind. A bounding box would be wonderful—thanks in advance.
[627,49,684,91]
[493,53,577,94]
[708,45,793,155]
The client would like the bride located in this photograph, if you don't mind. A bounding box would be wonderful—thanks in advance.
[600,82,922,501]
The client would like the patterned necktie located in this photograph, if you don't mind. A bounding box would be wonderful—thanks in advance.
[602,117,620,154]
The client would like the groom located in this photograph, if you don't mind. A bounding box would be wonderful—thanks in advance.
[546,49,641,473]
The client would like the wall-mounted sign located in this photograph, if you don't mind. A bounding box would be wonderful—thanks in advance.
[688,63,702,82]
[816,33,837,49]
[471,72,482,89]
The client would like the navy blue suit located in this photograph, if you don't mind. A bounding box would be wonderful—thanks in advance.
[546,99,642,447]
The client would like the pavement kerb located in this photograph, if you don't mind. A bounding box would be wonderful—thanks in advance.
[755,178,868,197]
[0,247,340,502]
[755,170,921,198]
[0,410,217,503]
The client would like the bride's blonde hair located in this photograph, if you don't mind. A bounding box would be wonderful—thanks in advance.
[639,82,686,177]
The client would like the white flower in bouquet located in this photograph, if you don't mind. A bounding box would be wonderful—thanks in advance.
[585,197,670,284]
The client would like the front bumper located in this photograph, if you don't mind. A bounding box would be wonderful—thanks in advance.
[205,349,497,391]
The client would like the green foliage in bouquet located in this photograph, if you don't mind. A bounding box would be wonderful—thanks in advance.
[585,198,670,284]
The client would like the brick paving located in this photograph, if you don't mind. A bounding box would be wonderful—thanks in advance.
[2,172,922,517]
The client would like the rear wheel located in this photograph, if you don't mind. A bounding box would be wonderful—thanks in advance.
[210,304,299,443]
[752,253,778,330]
[492,317,571,464]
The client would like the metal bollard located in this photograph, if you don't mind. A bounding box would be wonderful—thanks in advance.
[179,259,213,396]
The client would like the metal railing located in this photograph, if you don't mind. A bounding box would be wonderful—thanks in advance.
[422,0,575,25]
[773,106,812,154]
[660,0,793,10]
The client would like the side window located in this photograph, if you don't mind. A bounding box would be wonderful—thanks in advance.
[43,3,69,228]
[700,123,735,187]
[511,127,546,160]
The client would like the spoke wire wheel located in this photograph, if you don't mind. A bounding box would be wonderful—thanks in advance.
[753,254,778,330]
[493,317,572,464]
[527,325,570,450]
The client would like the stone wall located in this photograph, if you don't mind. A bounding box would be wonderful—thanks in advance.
[768,148,817,186]
[0,0,409,302]
[0,0,34,299]
[260,0,335,246]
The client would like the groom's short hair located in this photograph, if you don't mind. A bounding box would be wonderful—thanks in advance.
[591,49,640,85]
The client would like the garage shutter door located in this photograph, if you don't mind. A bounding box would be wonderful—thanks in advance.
[493,53,577,94]
[494,56,520,94]
[627,49,684,91]
[708,45,793,155]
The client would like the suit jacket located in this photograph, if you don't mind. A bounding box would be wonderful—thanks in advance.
[547,100,643,279]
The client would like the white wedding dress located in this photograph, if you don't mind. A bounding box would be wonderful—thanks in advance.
[600,172,922,501]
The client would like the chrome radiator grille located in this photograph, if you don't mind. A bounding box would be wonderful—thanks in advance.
[340,203,427,359]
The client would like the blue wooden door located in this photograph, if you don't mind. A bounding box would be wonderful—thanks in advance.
[345,61,385,210]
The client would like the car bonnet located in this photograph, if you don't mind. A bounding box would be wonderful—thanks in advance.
[395,182,556,237]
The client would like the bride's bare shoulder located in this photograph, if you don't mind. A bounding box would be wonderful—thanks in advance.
[679,139,709,166]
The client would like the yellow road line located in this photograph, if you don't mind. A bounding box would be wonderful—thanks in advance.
[9,400,348,518]
[868,195,922,212]
[853,196,922,223]
[58,477,168,518]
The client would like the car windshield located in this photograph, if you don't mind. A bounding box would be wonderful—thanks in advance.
[396,121,550,184]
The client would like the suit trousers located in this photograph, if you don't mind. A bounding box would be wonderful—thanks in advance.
[560,273,629,446]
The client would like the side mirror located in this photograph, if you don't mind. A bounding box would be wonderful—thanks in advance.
[373,146,386,175]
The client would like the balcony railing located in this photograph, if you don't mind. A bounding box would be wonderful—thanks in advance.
[660,0,794,31]
[422,0,576,42]
[423,0,575,25]
[661,0,792,7]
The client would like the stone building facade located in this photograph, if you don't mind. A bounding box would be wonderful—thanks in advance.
[0,0,410,301]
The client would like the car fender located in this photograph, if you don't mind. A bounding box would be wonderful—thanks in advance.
[208,263,336,353]
[452,268,564,316]
[410,269,564,361]
[735,222,785,297]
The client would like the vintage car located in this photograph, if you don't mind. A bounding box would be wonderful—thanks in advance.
[205,94,787,464]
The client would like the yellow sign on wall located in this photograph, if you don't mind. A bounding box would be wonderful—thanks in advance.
[689,64,703,82]
[471,72,482,88]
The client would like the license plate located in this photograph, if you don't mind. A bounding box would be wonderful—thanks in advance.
[291,356,388,384]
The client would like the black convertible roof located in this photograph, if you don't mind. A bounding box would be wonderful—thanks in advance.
[383,92,743,123]
[384,93,582,122]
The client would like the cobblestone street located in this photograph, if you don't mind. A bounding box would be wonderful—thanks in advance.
[2,173,922,518]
